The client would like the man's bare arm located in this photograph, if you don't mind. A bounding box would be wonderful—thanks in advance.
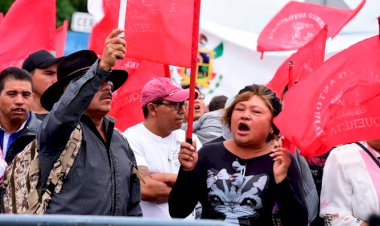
[138,166,177,203]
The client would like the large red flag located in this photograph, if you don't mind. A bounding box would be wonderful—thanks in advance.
[88,0,112,55]
[257,0,365,54]
[267,26,327,99]
[55,20,68,57]
[0,13,3,24]
[275,35,380,158]
[108,59,166,131]
[0,0,56,71]
[89,0,199,67]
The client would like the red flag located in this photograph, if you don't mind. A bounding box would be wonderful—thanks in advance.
[275,35,380,158]
[267,26,327,99]
[0,13,3,24]
[88,0,112,55]
[108,59,166,131]
[0,0,56,71]
[55,20,68,57]
[257,0,364,54]
[89,0,199,67]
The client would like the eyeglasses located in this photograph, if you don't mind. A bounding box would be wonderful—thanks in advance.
[155,100,187,111]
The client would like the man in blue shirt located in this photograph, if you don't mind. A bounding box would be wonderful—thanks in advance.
[0,67,41,165]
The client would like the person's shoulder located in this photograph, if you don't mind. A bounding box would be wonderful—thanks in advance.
[122,123,148,145]
[202,140,223,147]
[328,143,363,163]
[199,141,224,154]
[172,129,203,149]
[197,142,227,163]
[123,122,144,135]
[205,136,225,145]
[201,110,221,119]
[32,112,47,122]
[173,129,199,142]
[27,112,42,132]
[112,127,127,142]
[208,110,223,116]
[331,143,361,154]
[173,128,186,136]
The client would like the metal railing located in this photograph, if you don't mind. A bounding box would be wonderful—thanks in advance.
[0,215,233,226]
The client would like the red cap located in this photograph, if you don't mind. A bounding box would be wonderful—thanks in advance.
[141,78,190,107]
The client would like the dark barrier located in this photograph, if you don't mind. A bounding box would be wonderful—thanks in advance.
[0,215,233,226]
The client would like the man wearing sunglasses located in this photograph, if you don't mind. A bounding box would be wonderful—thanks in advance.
[123,77,202,219]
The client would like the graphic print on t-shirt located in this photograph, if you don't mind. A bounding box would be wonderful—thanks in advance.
[206,168,269,225]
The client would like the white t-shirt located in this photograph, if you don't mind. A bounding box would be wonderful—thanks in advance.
[123,123,202,218]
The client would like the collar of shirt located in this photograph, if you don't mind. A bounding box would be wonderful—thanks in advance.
[0,113,31,156]
[81,114,115,148]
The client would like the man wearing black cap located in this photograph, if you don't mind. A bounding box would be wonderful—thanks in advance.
[37,29,142,215]
[22,50,62,120]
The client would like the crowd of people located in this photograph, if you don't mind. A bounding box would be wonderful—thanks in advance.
[0,28,379,226]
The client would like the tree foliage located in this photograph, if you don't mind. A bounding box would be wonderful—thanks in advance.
[0,0,15,13]
[57,0,87,28]
[0,0,87,29]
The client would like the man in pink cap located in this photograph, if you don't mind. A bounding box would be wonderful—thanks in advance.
[123,77,202,219]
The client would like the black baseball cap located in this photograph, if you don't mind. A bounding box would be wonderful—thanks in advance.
[22,50,62,72]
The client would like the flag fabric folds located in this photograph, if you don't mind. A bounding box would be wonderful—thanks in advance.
[108,59,166,131]
[267,26,327,99]
[0,0,56,71]
[89,0,198,67]
[88,0,113,55]
[275,35,380,157]
[55,20,69,57]
[257,0,365,54]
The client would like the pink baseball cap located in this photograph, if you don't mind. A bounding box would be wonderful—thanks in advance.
[141,78,192,107]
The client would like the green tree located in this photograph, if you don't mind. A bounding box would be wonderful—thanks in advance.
[57,0,87,28]
[0,0,15,13]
